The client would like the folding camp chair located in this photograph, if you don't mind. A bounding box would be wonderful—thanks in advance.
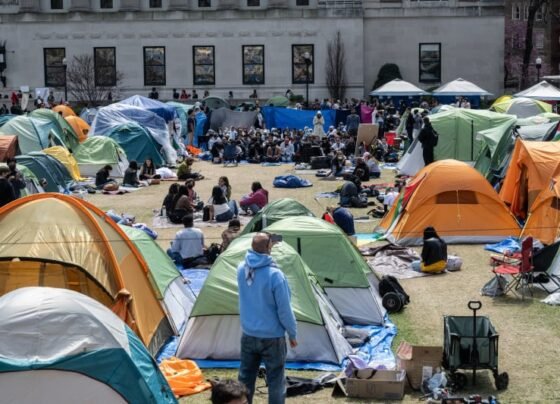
[531,241,560,294]
[491,237,534,299]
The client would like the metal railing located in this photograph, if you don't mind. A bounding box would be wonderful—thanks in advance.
[318,0,363,8]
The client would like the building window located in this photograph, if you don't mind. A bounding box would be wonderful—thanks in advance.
[296,0,309,5]
[198,0,211,7]
[44,48,66,87]
[243,45,264,85]
[247,0,260,6]
[149,0,162,7]
[144,47,166,86]
[536,5,544,21]
[523,4,529,20]
[535,31,545,49]
[193,46,215,85]
[94,47,116,87]
[51,0,63,10]
[292,44,314,84]
[419,43,441,83]
[100,0,113,9]
[512,4,520,20]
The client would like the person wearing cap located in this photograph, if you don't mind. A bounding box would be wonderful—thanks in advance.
[312,111,325,139]
[237,232,297,404]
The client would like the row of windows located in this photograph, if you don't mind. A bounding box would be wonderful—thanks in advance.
[49,0,310,10]
[511,3,544,21]
[43,45,315,87]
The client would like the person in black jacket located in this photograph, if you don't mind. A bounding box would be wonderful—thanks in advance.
[412,226,448,273]
[6,158,26,198]
[417,116,438,166]
[0,166,16,207]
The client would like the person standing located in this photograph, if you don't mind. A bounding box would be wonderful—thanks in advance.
[417,116,438,166]
[346,109,360,138]
[237,232,297,404]
[6,158,26,199]
[312,111,325,139]
[0,166,16,207]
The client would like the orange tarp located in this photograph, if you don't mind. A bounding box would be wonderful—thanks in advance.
[499,139,560,219]
[159,358,211,397]
[376,160,520,245]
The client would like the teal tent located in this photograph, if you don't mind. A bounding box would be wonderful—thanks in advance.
[30,109,80,152]
[0,163,42,195]
[16,152,72,192]
[103,122,165,166]
[203,96,229,110]
[0,114,16,127]
[0,287,177,404]
[265,96,290,107]
[0,115,65,154]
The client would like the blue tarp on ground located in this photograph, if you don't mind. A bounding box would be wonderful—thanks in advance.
[262,107,335,132]
[156,268,397,372]
[273,175,313,188]
[484,237,520,254]
[120,95,177,122]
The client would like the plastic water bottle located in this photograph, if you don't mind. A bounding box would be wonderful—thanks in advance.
[161,206,166,217]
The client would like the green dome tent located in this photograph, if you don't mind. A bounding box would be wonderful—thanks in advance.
[30,108,80,152]
[177,233,352,364]
[0,116,66,154]
[202,96,229,110]
[265,96,290,107]
[264,216,386,325]
[74,137,129,177]
[240,198,315,236]
[119,225,196,332]
[104,122,165,166]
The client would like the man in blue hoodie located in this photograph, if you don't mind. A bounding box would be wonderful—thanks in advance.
[237,232,297,404]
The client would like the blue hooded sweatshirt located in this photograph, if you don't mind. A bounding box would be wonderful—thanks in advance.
[237,249,297,340]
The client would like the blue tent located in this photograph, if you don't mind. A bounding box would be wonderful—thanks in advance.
[0,287,177,404]
[16,152,73,192]
[121,95,177,122]
[105,122,165,166]
[80,107,98,125]
[262,107,335,131]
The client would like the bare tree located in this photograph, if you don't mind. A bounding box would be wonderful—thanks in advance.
[326,31,347,100]
[66,54,123,106]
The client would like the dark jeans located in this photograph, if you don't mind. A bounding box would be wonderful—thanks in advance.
[239,334,287,404]
[423,147,434,165]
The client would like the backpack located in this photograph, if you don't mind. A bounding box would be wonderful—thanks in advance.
[379,275,410,313]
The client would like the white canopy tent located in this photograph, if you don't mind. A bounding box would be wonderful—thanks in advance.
[370,79,428,97]
[515,81,560,101]
[432,78,492,96]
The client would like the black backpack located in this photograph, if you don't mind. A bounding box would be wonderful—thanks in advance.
[379,275,410,313]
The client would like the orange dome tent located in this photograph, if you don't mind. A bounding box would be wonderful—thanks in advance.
[375,160,520,245]
[499,139,560,219]
[65,115,90,143]
[521,163,560,244]
[52,104,76,118]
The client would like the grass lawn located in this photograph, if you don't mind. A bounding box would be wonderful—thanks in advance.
[86,161,560,403]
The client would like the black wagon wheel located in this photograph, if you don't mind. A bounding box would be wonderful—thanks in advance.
[452,372,468,391]
[382,292,403,313]
[495,372,509,390]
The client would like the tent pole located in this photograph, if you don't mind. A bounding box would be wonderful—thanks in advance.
[471,120,474,161]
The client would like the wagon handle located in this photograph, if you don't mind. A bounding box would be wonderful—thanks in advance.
[468,301,482,311]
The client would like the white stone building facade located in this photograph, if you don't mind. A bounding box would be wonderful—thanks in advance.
[0,0,505,101]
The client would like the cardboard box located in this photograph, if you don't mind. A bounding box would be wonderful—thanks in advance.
[344,369,406,400]
[396,341,443,390]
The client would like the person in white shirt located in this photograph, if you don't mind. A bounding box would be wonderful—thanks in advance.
[383,187,400,212]
[280,137,295,162]
[167,214,206,267]
[331,137,345,153]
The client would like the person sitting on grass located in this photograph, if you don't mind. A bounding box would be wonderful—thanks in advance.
[219,176,232,200]
[221,218,242,252]
[411,226,447,273]
[122,161,146,188]
[161,183,179,217]
[168,185,193,224]
[265,141,281,163]
[95,165,118,190]
[167,214,207,268]
[207,185,239,222]
[177,157,204,180]
[240,181,268,215]
[139,158,161,181]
